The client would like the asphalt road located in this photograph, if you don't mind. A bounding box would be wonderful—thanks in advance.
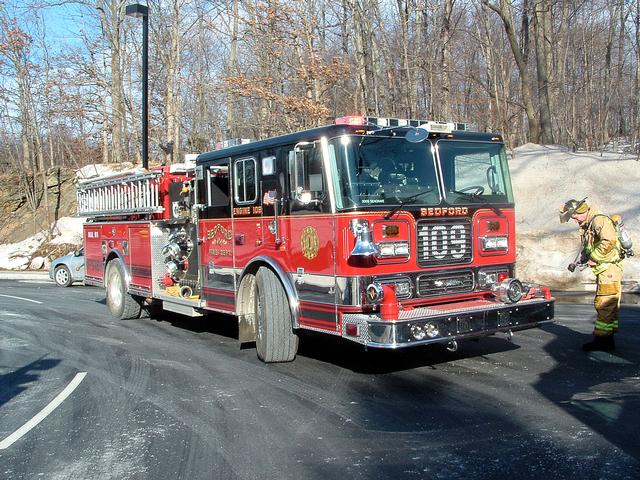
[0,280,639,480]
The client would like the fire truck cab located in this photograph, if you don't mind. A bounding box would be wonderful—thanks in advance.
[79,116,554,362]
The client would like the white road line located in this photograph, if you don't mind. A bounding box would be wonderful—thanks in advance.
[0,372,87,449]
[0,294,43,304]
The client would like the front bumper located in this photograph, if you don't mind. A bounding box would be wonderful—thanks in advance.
[341,297,554,348]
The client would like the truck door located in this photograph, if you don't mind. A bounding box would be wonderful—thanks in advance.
[83,225,103,283]
[231,156,263,277]
[258,151,282,252]
[286,141,337,332]
[128,225,152,294]
[198,162,235,312]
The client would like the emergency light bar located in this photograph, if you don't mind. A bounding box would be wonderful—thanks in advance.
[424,121,455,134]
[334,115,469,132]
[214,138,253,150]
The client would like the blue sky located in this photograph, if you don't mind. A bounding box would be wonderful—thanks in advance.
[3,1,99,52]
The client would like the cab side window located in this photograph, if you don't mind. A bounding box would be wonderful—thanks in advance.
[198,162,230,218]
[207,164,229,207]
[234,157,257,204]
[288,143,329,213]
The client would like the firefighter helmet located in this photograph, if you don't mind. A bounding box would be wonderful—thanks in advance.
[559,198,589,223]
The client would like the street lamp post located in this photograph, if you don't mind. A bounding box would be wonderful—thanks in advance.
[126,3,149,170]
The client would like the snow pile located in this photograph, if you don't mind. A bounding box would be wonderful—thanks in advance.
[0,216,87,270]
[512,144,640,291]
[0,161,131,270]
[77,162,140,181]
[0,231,48,270]
[50,217,86,244]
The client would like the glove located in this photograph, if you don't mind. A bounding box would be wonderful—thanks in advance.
[578,251,589,265]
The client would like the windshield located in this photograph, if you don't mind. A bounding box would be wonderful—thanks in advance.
[328,135,440,209]
[437,140,514,204]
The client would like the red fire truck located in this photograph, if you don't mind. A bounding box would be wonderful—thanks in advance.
[78,116,554,362]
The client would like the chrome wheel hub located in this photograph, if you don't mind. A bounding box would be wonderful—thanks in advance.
[108,269,123,307]
[55,269,69,284]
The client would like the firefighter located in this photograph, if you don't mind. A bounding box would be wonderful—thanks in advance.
[560,199,623,352]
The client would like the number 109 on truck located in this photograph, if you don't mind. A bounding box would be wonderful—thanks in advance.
[78,116,554,362]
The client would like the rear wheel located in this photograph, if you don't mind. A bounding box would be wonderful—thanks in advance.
[105,260,141,320]
[254,267,298,363]
[54,265,73,287]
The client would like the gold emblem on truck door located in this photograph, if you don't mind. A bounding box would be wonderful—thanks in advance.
[206,224,233,245]
[300,226,320,260]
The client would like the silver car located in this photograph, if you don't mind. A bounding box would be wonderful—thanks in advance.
[49,247,85,287]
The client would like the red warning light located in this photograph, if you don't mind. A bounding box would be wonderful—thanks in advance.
[335,115,366,126]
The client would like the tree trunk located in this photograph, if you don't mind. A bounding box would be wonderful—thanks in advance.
[348,0,373,113]
[164,0,182,164]
[483,0,541,143]
[635,0,640,154]
[439,0,453,121]
[533,0,554,144]
[226,0,239,138]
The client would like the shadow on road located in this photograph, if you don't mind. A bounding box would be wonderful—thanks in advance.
[147,305,520,374]
[0,356,61,408]
[297,330,520,374]
[151,309,239,338]
[535,305,640,460]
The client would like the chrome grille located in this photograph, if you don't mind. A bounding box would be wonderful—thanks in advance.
[417,218,472,266]
[417,269,474,297]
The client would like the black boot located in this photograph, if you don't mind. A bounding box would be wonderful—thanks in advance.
[582,335,615,352]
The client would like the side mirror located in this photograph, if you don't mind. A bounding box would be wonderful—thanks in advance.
[294,186,313,205]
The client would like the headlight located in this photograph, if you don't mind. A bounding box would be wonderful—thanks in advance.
[410,324,426,340]
[376,241,410,258]
[410,323,439,340]
[424,323,439,338]
[482,235,508,252]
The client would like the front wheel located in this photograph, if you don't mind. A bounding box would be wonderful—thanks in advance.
[254,267,299,363]
[54,265,73,287]
[105,260,141,320]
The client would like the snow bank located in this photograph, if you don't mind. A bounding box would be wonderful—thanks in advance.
[77,162,141,181]
[0,216,85,270]
[0,231,47,270]
[511,145,640,291]
[50,217,86,244]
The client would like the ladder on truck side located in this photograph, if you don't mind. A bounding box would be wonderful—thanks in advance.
[77,170,164,218]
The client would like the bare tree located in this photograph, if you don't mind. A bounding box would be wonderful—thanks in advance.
[533,0,553,143]
[482,0,541,143]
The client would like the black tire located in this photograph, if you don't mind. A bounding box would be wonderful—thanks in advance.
[138,298,162,319]
[54,265,73,287]
[105,260,141,320]
[255,267,299,363]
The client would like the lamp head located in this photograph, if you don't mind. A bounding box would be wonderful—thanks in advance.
[126,3,149,18]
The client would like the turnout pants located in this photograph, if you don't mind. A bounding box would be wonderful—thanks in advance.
[593,263,623,336]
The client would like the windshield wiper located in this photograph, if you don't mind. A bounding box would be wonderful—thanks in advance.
[451,190,502,214]
[384,188,434,220]
[452,189,483,199]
